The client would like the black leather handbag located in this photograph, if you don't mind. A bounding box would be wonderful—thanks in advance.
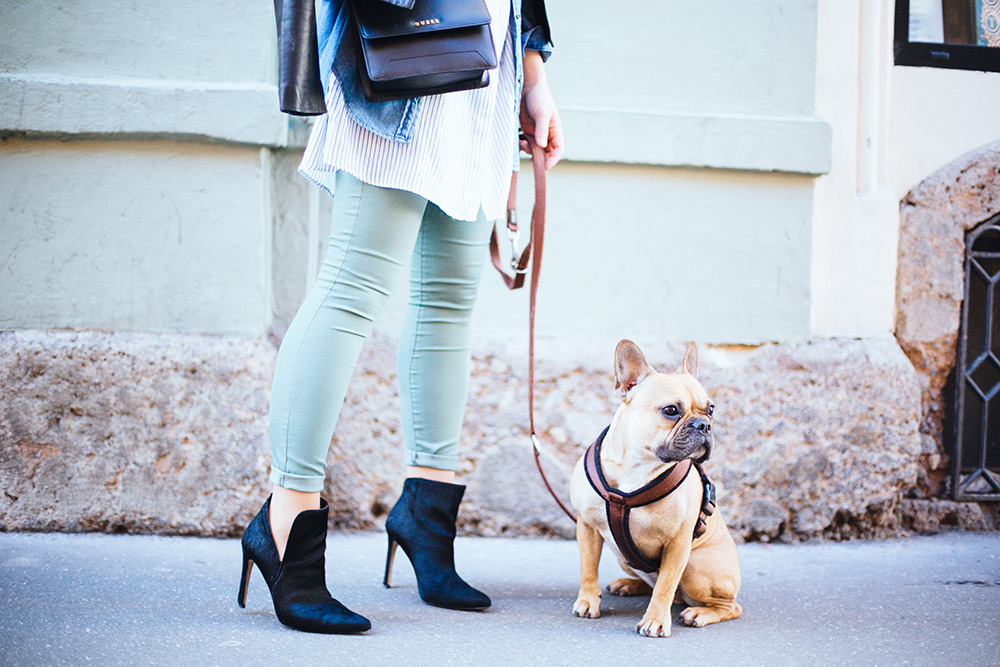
[348,0,499,102]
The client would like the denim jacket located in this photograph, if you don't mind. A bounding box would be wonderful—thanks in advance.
[315,0,553,142]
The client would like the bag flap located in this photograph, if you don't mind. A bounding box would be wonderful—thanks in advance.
[352,0,491,40]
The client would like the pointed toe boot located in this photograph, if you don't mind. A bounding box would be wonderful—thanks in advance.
[383,478,491,610]
[238,496,371,634]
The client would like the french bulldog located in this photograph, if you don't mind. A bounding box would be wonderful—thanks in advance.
[569,340,741,637]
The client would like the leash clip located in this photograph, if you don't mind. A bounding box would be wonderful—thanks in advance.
[506,209,525,273]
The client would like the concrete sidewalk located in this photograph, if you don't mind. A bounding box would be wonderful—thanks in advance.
[1,530,998,666]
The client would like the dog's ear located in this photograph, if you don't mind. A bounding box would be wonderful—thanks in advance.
[614,339,654,402]
[678,341,699,378]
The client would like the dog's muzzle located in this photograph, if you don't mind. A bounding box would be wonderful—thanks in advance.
[656,419,713,463]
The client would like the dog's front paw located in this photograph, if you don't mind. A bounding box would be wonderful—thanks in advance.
[573,593,601,619]
[635,615,671,638]
[607,577,652,597]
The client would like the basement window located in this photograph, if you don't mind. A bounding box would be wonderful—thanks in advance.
[952,213,1000,500]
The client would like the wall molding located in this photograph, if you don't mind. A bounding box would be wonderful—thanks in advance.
[0,73,300,148]
[2,74,831,174]
[560,107,831,174]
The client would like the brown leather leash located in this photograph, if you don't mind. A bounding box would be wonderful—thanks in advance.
[491,138,578,523]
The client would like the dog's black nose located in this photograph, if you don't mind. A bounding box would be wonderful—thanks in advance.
[691,419,711,433]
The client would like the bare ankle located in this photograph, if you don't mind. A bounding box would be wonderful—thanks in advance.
[406,466,456,484]
[269,486,321,560]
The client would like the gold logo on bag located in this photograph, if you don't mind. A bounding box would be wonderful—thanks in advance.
[414,18,441,26]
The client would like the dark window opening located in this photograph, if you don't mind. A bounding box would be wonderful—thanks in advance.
[952,212,1000,500]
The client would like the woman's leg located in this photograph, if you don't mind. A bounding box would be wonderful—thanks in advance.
[268,171,428,556]
[396,203,494,474]
[379,205,494,610]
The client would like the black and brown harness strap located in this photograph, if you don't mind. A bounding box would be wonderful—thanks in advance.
[583,426,716,573]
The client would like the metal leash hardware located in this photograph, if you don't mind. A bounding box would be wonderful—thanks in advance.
[505,208,525,274]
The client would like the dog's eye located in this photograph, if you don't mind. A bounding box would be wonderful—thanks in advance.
[661,405,680,418]
[707,404,715,418]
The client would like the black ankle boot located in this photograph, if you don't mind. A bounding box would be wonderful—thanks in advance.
[383,478,491,610]
[238,496,371,634]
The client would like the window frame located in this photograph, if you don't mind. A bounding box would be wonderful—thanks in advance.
[894,0,1000,73]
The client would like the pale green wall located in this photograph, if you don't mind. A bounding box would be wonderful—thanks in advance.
[0,2,271,83]
[1,0,826,346]
[0,1,287,336]
[383,0,826,346]
[0,139,271,334]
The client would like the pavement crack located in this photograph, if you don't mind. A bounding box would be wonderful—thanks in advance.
[938,580,1000,587]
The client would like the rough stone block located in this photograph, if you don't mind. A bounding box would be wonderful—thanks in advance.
[466,336,926,542]
[0,330,274,535]
[1,330,981,543]
[895,140,1000,487]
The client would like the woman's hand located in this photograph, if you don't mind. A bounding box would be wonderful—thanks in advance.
[520,50,563,170]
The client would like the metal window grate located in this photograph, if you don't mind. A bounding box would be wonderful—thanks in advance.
[953,212,1000,501]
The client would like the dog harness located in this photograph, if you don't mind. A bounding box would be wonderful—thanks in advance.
[584,426,717,573]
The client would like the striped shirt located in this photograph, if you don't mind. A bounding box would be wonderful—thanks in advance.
[299,0,519,222]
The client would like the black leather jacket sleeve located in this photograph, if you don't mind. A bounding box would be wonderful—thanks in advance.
[273,0,327,116]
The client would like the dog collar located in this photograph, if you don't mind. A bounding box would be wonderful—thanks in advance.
[584,426,717,573]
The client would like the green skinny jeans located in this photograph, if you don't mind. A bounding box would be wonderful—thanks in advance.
[269,171,494,493]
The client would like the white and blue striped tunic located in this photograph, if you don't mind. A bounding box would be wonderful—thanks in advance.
[299,0,518,222]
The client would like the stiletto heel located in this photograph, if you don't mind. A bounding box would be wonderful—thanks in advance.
[384,478,490,610]
[384,539,398,588]
[237,549,253,608]
[239,496,371,634]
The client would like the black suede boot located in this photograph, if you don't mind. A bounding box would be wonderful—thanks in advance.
[383,478,491,610]
[238,496,371,633]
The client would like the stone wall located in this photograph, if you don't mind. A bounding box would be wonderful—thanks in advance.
[8,328,990,542]
[463,336,934,542]
[895,140,1000,496]
[0,330,274,535]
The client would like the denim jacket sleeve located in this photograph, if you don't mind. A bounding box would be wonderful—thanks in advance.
[306,0,553,143]
[520,0,553,60]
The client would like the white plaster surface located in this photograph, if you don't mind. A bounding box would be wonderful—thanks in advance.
[889,66,1000,200]
[810,0,1000,337]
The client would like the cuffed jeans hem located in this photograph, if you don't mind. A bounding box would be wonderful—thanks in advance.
[269,466,326,494]
[404,450,459,471]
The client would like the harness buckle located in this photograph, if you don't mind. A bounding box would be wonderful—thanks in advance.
[702,479,717,516]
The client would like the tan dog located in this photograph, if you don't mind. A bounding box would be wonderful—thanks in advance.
[569,340,741,637]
